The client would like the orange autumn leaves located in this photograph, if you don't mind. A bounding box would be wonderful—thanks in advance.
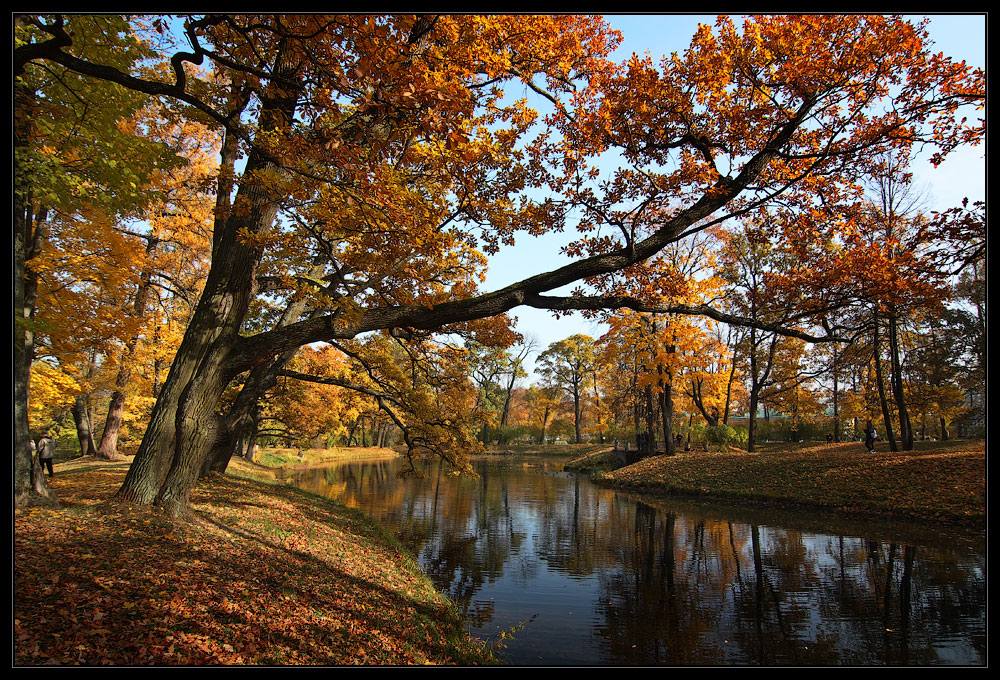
[231,14,622,311]
[28,106,218,435]
[17,15,983,480]
[545,15,982,284]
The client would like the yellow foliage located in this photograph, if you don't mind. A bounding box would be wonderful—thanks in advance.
[28,361,82,431]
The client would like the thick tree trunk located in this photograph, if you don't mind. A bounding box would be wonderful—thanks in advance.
[14,79,56,507]
[207,335,310,473]
[747,387,760,453]
[113,168,282,512]
[71,396,97,457]
[14,209,55,507]
[96,387,130,459]
[113,44,302,514]
[114,317,238,512]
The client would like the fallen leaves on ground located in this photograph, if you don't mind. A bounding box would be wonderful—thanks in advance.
[597,440,985,526]
[14,459,496,666]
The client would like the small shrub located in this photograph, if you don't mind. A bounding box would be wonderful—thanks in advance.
[705,424,738,451]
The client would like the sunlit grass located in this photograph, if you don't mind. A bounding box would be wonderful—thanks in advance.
[590,440,985,526]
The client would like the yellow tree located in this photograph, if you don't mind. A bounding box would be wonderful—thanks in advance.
[95,114,218,458]
[15,15,186,503]
[255,345,365,449]
[537,334,599,443]
[595,228,729,455]
[522,384,564,444]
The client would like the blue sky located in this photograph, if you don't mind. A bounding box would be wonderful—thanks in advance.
[484,13,986,377]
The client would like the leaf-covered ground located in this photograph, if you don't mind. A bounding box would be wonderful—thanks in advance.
[561,446,621,473]
[14,454,496,666]
[594,439,985,527]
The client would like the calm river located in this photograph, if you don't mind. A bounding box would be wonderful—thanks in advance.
[277,455,985,666]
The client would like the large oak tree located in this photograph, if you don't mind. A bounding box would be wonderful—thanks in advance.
[14,14,983,513]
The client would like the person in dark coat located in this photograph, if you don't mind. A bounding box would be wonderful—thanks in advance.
[36,432,55,477]
[863,420,879,454]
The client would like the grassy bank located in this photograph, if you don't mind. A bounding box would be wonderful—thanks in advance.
[583,439,985,527]
[251,445,400,470]
[14,453,495,666]
[561,446,620,473]
[481,442,612,457]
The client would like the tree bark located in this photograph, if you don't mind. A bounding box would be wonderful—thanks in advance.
[14,79,56,508]
[112,41,303,514]
[71,396,97,457]
[887,312,914,450]
[872,311,899,452]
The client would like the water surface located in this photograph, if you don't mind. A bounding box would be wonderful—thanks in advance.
[278,455,985,666]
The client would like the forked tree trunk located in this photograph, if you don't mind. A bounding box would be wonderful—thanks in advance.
[113,167,283,511]
[689,376,720,428]
[113,45,301,514]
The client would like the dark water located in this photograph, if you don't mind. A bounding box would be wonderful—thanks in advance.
[277,455,986,666]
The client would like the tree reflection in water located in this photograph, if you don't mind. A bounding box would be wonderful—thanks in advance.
[279,457,985,666]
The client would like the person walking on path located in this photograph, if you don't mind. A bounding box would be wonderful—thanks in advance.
[36,433,55,477]
[863,421,879,454]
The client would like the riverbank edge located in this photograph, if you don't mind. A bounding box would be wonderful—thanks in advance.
[14,450,498,666]
[564,441,986,529]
